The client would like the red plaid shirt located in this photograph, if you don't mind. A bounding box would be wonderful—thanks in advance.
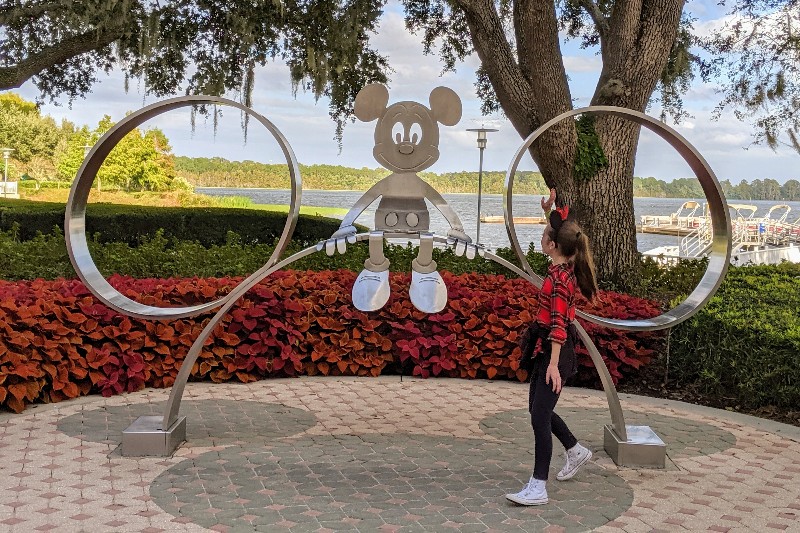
[536,262,577,345]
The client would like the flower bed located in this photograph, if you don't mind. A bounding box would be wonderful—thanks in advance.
[0,271,663,412]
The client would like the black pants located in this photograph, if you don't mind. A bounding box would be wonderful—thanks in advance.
[528,353,578,481]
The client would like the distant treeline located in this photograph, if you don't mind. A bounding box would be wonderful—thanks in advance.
[175,157,800,200]
[174,157,549,194]
[635,176,800,201]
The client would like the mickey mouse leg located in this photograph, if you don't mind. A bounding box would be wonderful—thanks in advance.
[352,231,391,312]
[409,232,447,314]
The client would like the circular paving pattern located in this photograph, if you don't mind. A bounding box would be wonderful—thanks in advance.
[56,399,317,446]
[481,407,738,460]
[149,432,633,532]
[54,400,736,532]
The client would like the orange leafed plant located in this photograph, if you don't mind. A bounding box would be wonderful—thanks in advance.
[0,272,662,413]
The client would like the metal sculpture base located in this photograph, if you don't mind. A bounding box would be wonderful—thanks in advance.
[604,424,666,468]
[122,415,186,457]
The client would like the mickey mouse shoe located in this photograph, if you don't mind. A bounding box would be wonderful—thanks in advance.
[409,269,447,314]
[352,269,391,312]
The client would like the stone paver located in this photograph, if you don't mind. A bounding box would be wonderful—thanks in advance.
[0,376,798,532]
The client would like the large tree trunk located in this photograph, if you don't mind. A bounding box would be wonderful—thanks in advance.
[572,0,685,284]
[460,0,685,287]
[572,118,641,285]
[526,120,642,286]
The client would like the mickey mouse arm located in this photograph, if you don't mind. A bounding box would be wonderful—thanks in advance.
[332,183,385,237]
[422,182,472,242]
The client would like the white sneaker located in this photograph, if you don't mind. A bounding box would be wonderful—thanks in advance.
[556,443,592,481]
[505,477,548,505]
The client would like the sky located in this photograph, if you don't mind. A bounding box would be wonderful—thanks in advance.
[12,0,799,184]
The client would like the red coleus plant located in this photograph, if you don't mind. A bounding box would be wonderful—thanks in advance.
[0,271,663,413]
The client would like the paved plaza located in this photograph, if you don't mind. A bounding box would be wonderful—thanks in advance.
[0,376,799,532]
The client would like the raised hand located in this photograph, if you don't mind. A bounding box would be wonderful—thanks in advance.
[541,188,557,213]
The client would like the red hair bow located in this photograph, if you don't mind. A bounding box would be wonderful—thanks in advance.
[549,205,570,234]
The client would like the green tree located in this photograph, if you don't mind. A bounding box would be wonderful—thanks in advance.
[0,92,73,169]
[706,6,800,151]
[751,179,765,200]
[633,176,666,198]
[664,178,703,199]
[58,116,176,191]
[762,178,782,201]
[781,179,800,201]
[734,179,754,200]
[719,179,735,201]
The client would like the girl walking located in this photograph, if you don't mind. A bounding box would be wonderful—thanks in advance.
[506,195,598,506]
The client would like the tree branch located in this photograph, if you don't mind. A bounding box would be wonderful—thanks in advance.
[577,0,609,38]
[0,25,125,90]
[591,0,683,110]
[452,0,539,135]
[511,0,573,127]
[0,2,67,26]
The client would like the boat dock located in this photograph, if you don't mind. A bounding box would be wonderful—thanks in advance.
[637,221,699,236]
[642,202,800,264]
[482,216,697,236]
[482,213,703,236]
[481,201,800,249]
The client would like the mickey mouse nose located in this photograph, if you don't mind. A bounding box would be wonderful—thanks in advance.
[398,143,414,155]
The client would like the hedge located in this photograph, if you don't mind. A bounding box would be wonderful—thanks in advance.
[668,262,800,410]
[0,271,663,413]
[0,199,347,246]
[0,226,548,281]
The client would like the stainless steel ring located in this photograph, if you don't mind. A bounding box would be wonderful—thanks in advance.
[504,106,732,331]
[64,95,302,320]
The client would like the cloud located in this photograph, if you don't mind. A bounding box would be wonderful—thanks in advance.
[634,107,798,182]
[371,11,480,99]
[693,7,796,41]
[563,55,601,73]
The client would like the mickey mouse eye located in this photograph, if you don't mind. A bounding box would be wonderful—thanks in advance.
[409,123,422,144]
[391,122,404,144]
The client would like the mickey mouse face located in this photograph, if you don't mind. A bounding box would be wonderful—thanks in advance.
[354,84,461,174]
[375,101,438,172]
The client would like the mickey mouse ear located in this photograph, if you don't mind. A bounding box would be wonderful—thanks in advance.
[429,86,461,126]
[354,84,389,122]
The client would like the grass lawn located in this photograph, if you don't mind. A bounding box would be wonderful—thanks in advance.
[19,187,348,217]
[250,204,348,217]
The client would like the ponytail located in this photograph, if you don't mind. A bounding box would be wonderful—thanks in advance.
[573,231,598,300]
[552,220,598,300]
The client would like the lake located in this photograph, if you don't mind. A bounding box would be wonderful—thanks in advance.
[196,188,800,253]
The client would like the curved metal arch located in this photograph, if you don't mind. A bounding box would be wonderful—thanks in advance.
[64,95,302,320]
[504,106,732,332]
[162,242,322,429]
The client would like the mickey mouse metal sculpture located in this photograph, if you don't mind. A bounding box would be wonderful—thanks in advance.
[324,84,481,314]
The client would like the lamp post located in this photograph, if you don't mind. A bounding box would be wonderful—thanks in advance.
[1,147,14,199]
[465,127,498,244]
